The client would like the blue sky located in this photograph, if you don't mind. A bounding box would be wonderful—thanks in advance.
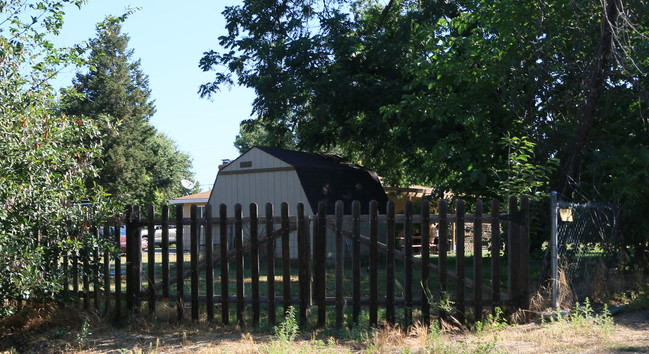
[56,0,252,192]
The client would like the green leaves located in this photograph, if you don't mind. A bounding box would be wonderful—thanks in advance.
[495,134,558,201]
[0,1,117,315]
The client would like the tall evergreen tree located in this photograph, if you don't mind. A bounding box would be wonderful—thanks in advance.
[64,18,194,206]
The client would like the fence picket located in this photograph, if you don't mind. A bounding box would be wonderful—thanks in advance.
[281,202,290,315]
[519,195,530,310]
[297,202,308,326]
[191,204,199,322]
[404,201,413,327]
[421,200,431,326]
[250,203,260,327]
[508,197,520,306]
[265,203,276,326]
[235,203,245,327]
[115,219,122,321]
[220,204,229,325]
[83,245,89,310]
[491,199,500,308]
[438,200,448,293]
[386,200,396,326]
[369,200,378,326]
[205,204,214,322]
[73,250,78,298]
[175,205,184,322]
[93,244,100,312]
[316,201,327,327]
[103,222,110,316]
[473,199,483,322]
[147,204,156,314]
[126,205,142,313]
[456,199,465,324]
[335,200,344,330]
[63,254,69,298]
[352,200,361,325]
[161,205,170,300]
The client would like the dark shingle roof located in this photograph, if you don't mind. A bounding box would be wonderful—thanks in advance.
[256,146,388,214]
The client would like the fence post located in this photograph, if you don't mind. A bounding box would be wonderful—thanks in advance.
[220,203,229,325]
[190,204,199,322]
[386,200,396,326]
[175,204,184,322]
[126,205,142,313]
[519,195,530,310]
[265,203,275,326]
[473,199,483,322]
[507,196,520,305]
[147,204,156,314]
[250,203,260,327]
[205,203,214,322]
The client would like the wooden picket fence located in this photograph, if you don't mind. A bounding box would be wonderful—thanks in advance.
[62,196,530,328]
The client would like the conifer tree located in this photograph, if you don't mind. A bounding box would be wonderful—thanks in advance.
[65,18,193,206]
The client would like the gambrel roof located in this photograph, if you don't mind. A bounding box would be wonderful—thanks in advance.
[251,146,388,214]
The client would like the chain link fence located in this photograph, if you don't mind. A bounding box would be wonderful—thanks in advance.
[550,192,622,308]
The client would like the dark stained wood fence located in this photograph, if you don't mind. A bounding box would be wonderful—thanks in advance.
[61,197,530,327]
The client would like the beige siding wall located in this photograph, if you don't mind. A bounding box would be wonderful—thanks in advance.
[207,147,314,217]
[205,148,315,258]
[213,170,313,216]
[222,147,290,172]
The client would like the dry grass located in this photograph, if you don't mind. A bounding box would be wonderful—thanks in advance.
[2,301,648,353]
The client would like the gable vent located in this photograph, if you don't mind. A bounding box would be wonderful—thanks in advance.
[240,161,252,168]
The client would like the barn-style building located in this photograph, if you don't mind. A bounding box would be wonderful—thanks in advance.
[206,146,388,258]
[207,146,388,216]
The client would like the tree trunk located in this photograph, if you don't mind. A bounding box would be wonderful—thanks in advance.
[559,0,619,197]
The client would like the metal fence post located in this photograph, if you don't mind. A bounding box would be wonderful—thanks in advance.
[550,191,558,310]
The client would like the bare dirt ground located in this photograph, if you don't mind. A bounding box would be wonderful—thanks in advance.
[2,306,648,353]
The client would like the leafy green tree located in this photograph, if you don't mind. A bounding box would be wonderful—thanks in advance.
[201,0,648,199]
[0,0,112,316]
[64,18,195,206]
[234,118,297,153]
[203,0,649,264]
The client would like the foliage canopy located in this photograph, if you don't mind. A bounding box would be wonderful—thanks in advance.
[201,0,649,248]
[0,0,113,315]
